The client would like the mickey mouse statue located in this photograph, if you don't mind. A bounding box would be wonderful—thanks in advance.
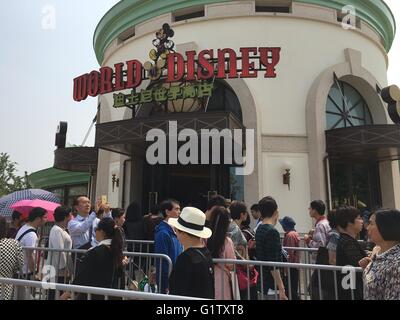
[144,23,175,80]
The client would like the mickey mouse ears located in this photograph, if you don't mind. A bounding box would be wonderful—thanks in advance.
[162,23,174,38]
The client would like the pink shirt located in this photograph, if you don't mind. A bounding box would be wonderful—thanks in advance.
[283,231,300,263]
[214,237,236,300]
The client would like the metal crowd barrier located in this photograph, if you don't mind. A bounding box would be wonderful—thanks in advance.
[20,246,173,295]
[120,240,319,297]
[16,244,363,301]
[6,250,363,300]
[212,258,363,301]
[0,277,205,300]
[283,246,318,294]
[125,240,318,265]
[125,240,155,254]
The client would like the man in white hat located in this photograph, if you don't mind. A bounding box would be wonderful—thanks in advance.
[168,207,215,299]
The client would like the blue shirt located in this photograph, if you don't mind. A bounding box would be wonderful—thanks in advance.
[68,212,96,249]
[154,220,183,294]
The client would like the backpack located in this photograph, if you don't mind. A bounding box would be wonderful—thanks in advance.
[17,228,37,242]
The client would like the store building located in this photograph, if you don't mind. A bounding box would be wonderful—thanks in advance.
[62,0,400,232]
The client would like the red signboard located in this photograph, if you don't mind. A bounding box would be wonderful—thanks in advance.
[73,47,281,102]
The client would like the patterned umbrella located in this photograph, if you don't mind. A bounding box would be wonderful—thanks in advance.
[0,189,60,220]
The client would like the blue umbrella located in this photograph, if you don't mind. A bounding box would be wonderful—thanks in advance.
[0,189,60,220]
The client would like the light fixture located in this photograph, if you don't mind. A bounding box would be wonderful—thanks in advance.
[112,173,119,192]
[282,162,292,190]
[283,169,291,190]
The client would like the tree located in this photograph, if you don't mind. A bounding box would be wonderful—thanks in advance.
[0,153,28,197]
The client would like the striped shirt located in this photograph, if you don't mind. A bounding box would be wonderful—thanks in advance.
[307,216,331,249]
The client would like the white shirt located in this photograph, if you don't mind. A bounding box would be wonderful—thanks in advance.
[45,225,72,272]
[254,220,262,234]
[68,212,96,249]
[15,224,38,274]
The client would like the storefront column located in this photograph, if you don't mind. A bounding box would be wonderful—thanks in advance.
[379,161,400,209]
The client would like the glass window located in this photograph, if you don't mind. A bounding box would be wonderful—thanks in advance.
[68,185,87,197]
[229,167,244,201]
[326,81,373,130]
[66,185,88,208]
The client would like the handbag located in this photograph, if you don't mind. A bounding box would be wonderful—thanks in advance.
[236,266,259,291]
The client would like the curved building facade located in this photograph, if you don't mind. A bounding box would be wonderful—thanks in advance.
[72,0,399,232]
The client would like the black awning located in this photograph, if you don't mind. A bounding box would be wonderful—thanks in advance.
[54,147,98,172]
[95,111,245,155]
[326,124,400,162]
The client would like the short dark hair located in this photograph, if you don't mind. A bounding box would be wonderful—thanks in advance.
[72,198,79,207]
[327,210,337,229]
[258,196,278,219]
[335,206,360,229]
[0,216,6,239]
[250,204,259,212]
[54,206,71,222]
[160,199,179,218]
[12,210,22,221]
[206,195,227,210]
[310,200,326,215]
[112,208,125,219]
[125,202,141,222]
[28,207,47,222]
[229,201,247,220]
[375,209,400,241]
[73,196,88,207]
[241,213,251,229]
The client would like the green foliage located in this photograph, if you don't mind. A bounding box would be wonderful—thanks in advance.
[0,153,28,197]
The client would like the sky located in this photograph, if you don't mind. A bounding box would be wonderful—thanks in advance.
[0,0,119,175]
[0,0,399,176]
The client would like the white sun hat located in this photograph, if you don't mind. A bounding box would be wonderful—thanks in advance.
[168,207,212,239]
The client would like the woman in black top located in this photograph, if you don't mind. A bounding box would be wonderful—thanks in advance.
[335,206,366,300]
[60,218,124,300]
[168,207,214,299]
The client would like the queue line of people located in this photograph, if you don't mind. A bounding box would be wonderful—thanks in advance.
[1,194,400,300]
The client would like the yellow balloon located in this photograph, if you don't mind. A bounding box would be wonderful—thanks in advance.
[143,61,153,71]
[157,59,166,69]
[149,49,157,61]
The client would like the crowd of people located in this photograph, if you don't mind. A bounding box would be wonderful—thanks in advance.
[0,194,400,300]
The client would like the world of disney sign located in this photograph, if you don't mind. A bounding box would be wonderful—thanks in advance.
[73,24,281,107]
